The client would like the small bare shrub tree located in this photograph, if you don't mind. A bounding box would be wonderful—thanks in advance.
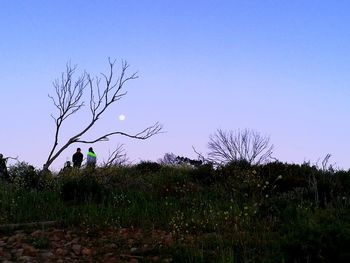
[44,59,162,170]
[158,153,178,165]
[207,129,273,165]
[103,144,129,167]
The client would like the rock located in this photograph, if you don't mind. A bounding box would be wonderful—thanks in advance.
[65,231,72,241]
[0,249,7,259]
[22,244,37,257]
[15,248,24,257]
[66,237,79,246]
[72,244,81,255]
[50,229,65,241]
[18,255,33,261]
[151,256,160,262]
[41,251,54,258]
[104,252,114,258]
[82,247,92,256]
[106,243,118,249]
[14,233,24,240]
[55,247,64,256]
[31,230,43,238]
[130,247,142,254]
[7,236,16,243]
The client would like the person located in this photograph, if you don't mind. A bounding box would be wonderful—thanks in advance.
[0,154,9,180]
[72,148,83,168]
[86,147,97,168]
[59,161,72,174]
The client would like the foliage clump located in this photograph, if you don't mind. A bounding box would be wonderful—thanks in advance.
[60,172,105,204]
[135,161,162,174]
[8,162,54,190]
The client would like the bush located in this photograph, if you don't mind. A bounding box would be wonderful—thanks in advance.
[190,163,215,185]
[279,208,350,262]
[135,161,162,174]
[60,175,105,204]
[8,162,53,190]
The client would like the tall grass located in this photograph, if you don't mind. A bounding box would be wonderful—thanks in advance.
[1,161,350,262]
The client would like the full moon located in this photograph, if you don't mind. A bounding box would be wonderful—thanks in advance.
[118,114,126,121]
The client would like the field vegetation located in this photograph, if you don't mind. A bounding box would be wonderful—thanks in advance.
[0,158,349,262]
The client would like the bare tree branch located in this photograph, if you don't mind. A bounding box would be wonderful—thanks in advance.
[75,122,163,144]
[103,144,129,167]
[4,156,19,162]
[192,146,207,164]
[43,60,162,170]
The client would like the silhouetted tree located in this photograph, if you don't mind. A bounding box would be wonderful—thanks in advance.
[207,129,273,165]
[158,153,178,165]
[44,59,163,170]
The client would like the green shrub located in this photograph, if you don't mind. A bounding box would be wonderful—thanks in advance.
[135,161,162,174]
[190,163,215,185]
[8,162,54,190]
[60,175,105,204]
[279,208,350,262]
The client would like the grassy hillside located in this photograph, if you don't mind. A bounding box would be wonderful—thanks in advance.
[1,161,350,262]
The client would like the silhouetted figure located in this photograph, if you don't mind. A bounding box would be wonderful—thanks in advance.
[0,154,9,180]
[60,161,72,174]
[72,148,83,168]
[86,147,97,168]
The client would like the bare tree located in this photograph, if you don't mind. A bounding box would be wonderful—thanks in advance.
[316,153,336,172]
[207,129,273,165]
[158,152,178,165]
[44,59,163,170]
[103,144,129,167]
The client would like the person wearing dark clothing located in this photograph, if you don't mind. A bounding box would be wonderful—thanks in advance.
[86,147,97,168]
[0,154,9,180]
[72,148,83,168]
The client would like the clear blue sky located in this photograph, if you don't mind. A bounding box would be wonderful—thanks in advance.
[1,0,350,170]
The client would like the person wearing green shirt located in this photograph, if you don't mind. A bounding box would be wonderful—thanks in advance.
[86,147,97,168]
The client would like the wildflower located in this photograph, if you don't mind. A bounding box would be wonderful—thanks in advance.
[265,181,269,185]
[277,175,283,180]
[252,170,257,175]
[265,194,269,198]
